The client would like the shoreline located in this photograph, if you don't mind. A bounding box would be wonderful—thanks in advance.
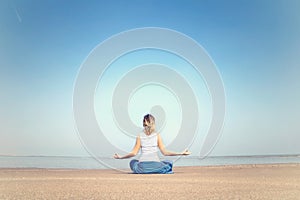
[1,155,300,170]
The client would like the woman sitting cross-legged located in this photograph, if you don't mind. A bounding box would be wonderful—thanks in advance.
[114,114,191,174]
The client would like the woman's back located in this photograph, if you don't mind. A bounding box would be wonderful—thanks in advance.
[139,132,160,162]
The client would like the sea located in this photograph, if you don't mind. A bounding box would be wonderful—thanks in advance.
[0,155,299,170]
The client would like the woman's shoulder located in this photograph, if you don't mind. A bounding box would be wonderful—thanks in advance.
[139,132,159,138]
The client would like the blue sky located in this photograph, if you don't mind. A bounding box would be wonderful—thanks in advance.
[1,0,300,157]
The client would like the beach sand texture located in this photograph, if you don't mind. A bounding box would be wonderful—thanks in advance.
[0,164,299,200]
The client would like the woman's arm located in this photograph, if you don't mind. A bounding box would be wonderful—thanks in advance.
[157,134,191,156]
[114,136,141,159]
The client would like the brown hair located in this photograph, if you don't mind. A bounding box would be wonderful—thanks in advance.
[143,114,155,135]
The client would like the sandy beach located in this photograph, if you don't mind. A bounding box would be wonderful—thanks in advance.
[0,164,299,200]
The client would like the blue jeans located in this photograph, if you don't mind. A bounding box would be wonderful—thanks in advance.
[130,159,173,174]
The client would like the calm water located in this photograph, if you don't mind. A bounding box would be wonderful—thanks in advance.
[0,155,299,169]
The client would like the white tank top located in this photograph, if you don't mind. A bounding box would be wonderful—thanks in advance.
[139,132,160,162]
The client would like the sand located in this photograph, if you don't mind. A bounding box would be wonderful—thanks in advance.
[0,164,299,200]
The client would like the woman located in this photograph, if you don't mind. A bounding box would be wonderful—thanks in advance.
[114,114,190,174]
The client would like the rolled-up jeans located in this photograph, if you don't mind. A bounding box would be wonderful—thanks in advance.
[130,159,173,174]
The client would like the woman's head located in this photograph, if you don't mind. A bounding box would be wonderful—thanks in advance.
[143,114,155,135]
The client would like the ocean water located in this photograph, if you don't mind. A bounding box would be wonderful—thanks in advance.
[0,155,299,170]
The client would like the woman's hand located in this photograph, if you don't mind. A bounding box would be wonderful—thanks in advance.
[182,149,191,156]
[114,153,121,159]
